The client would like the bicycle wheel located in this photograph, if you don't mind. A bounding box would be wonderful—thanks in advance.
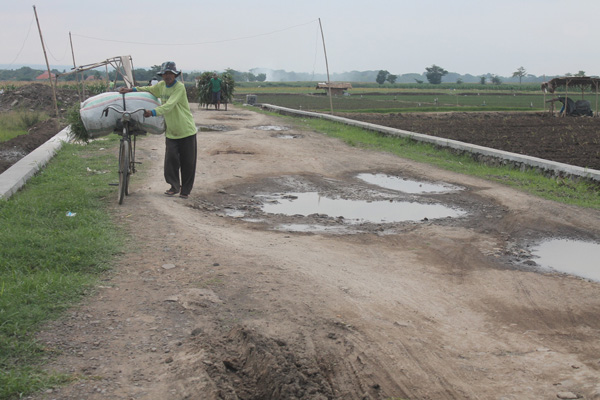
[118,138,130,204]
[125,138,132,196]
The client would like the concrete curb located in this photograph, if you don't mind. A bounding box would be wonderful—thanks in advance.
[0,126,72,200]
[261,104,600,182]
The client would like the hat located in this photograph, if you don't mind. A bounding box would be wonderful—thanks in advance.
[157,61,181,77]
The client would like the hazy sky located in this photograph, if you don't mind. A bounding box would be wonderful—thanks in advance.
[2,0,598,77]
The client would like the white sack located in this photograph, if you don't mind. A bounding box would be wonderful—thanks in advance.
[80,92,166,137]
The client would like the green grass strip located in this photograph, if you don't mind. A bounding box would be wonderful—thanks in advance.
[0,135,125,399]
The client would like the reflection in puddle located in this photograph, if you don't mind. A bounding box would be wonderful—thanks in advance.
[260,192,466,223]
[254,125,289,131]
[197,124,229,132]
[531,239,600,282]
[357,173,462,194]
[275,134,298,139]
[275,224,350,234]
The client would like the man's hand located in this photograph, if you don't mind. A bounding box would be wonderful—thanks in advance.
[119,87,133,94]
[144,110,153,118]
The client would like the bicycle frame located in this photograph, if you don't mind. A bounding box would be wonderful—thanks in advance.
[102,105,146,204]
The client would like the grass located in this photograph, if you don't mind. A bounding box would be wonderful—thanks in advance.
[237,92,554,113]
[0,135,126,399]
[0,111,50,142]
[259,110,600,209]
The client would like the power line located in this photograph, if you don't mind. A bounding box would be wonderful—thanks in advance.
[71,19,318,46]
[7,15,35,67]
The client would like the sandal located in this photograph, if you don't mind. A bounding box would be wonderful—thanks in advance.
[179,194,189,199]
[164,189,178,196]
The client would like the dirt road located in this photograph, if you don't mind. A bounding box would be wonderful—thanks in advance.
[33,105,600,400]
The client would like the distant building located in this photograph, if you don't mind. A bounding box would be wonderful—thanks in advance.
[35,71,57,80]
[315,82,352,96]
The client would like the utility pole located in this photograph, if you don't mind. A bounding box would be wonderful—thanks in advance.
[33,5,60,119]
[69,31,83,102]
[319,18,334,115]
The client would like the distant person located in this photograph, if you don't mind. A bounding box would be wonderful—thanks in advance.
[119,61,198,199]
[210,73,222,110]
[150,77,159,86]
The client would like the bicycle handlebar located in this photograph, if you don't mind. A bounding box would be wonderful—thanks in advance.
[102,106,147,118]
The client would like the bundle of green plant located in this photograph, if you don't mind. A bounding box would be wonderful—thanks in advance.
[195,71,235,107]
[65,103,90,142]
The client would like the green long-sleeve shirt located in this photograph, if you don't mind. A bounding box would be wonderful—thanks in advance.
[134,80,197,140]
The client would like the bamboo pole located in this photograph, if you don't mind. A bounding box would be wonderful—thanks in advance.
[318,18,334,115]
[33,5,59,119]
[69,31,83,103]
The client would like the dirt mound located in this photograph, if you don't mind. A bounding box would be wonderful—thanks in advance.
[0,83,80,114]
[0,118,65,174]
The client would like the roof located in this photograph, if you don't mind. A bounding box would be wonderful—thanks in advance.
[315,82,353,90]
[35,71,57,80]
[541,76,600,93]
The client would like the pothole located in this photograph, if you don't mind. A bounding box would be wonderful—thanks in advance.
[272,133,302,139]
[193,174,477,235]
[253,125,290,131]
[530,238,600,282]
[357,173,462,194]
[259,192,465,224]
[196,124,231,132]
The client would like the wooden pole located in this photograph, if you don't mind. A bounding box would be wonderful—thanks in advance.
[69,31,83,103]
[318,18,334,115]
[33,5,60,119]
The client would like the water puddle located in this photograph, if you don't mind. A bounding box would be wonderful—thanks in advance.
[530,239,600,282]
[357,173,462,194]
[275,224,350,234]
[254,125,289,131]
[274,133,300,139]
[197,124,230,132]
[260,192,466,224]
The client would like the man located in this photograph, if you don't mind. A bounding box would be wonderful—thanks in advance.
[210,73,222,110]
[119,61,197,199]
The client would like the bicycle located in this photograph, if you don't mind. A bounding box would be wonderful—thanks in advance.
[102,104,147,204]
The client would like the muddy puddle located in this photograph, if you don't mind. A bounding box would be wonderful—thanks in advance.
[194,173,477,235]
[530,238,600,282]
[259,192,465,223]
[273,133,302,139]
[357,173,462,194]
[253,125,290,131]
[196,124,231,132]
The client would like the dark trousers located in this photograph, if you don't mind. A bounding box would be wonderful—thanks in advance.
[164,134,197,196]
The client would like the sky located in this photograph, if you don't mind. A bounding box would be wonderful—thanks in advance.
[1,0,599,78]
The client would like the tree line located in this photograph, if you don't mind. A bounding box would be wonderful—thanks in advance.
[0,65,592,85]
[376,65,591,85]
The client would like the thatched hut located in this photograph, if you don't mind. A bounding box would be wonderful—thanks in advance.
[315,82,352,96]
[541,76,600,116]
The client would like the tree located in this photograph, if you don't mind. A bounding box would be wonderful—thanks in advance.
[425,64,448,84]
[256,73,267,82]
[575,70,586,77]
[376,70,389,85]
[491,75,502,85]
[386,74,397,84]
[480,76,486,85]
[512,66,526,84]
